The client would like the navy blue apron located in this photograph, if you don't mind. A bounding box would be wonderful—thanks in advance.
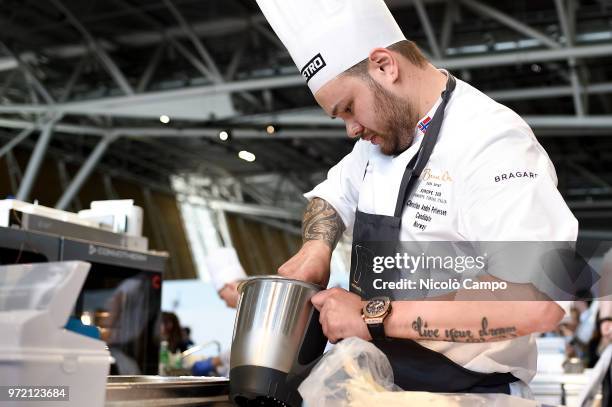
[349,74,519,394]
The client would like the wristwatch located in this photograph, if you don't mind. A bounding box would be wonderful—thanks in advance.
[362,296,392,340]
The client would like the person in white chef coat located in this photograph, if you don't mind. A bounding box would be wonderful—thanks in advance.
[206,246,246,309]
[254,0,578,398]
[194,247,247,376]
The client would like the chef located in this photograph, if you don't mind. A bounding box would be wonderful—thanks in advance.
[255,0,578,398]
[205,246,247,309]
[197,247,247,376]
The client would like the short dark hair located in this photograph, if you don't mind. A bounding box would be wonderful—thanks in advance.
[343,39,428,77]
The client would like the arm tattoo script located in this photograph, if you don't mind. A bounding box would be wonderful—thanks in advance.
[411,316,518,343]
[302,198,346,249]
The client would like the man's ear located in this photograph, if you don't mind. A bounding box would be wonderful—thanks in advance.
[368,48,399,84]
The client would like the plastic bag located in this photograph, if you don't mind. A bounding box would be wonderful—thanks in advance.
[298,337,397,407]
[298,337,538,407]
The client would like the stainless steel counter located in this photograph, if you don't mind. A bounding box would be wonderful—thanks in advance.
[105,376,232,406]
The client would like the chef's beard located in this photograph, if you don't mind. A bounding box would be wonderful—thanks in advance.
[364,76,420,156]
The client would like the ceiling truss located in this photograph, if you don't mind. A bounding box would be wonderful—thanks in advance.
[0,0,611,227]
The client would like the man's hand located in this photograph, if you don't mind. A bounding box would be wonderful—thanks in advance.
[218,280,241,309]
[278,240,332,286]
[311,287,371,343]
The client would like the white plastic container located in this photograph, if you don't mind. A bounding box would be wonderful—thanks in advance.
[80,199,144,237]
[0,262,111,407]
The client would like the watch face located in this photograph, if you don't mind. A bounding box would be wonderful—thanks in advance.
[365,299,388,317]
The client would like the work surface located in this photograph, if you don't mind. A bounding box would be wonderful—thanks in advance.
[105,376,231,407]
[103,375,566,407]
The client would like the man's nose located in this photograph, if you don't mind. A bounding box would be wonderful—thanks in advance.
[345,120,364,139]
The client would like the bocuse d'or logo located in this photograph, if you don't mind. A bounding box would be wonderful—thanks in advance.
[300,53,326,83]
[421,168,453,182]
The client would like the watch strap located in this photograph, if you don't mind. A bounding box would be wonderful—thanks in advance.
[367,322,386,340]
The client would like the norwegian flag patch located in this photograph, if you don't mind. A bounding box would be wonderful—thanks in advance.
[418,116,432,133]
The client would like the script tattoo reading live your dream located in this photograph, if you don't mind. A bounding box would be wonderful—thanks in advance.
[411,317,518,343]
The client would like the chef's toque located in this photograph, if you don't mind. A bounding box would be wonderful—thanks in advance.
[204,247,247,291]
[255,0,406,94]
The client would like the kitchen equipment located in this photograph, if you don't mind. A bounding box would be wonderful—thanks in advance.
[78,200,144,237]
[0,224,167,375]
[531,372,589,407]
[0,199,148,252]
[72,257,164,376]
[230,276,327,407]
[0,261,112,407]
[105,375,231,406]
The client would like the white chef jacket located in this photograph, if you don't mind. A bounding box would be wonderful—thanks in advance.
[304,77,579,393]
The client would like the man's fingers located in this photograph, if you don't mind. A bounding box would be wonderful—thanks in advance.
[319,304,337,342]
[319,300,343,343]
[311,291,325,310]
[319,305,328,336]
[311,289,335,310]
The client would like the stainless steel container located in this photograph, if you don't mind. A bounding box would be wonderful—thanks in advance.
[229,276,327,407]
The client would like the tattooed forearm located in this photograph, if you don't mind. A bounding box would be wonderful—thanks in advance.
[411,317,440,338]
[302,198,346,249]
[478,317,517,339]
[411,316,518,343]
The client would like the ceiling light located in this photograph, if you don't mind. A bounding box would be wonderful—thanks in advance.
[159,115,170,124]
[238,150,256,162]
[266,125,275,135]
[219,130,229,141]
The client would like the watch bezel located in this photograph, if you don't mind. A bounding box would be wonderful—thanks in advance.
[362,296,392,319]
